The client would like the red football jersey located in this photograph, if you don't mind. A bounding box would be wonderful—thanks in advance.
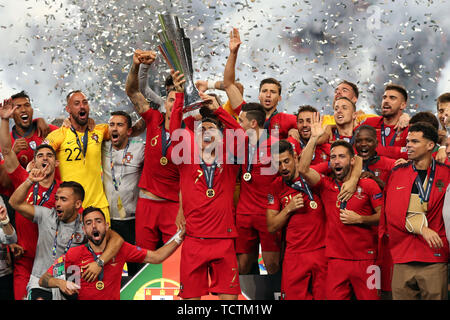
[237,134,279,215]
[265,112,297,140]
[358,116,408,160]
[11,121,59,168]
[138,109,180,202]
[267,176,326,253]
[363,155,396,185]
[286,136,330,165]
[170,93,240,239]
[380,162,450,264]
[315,176,383,260]
[9,165,60,259]
[49,242,147,300]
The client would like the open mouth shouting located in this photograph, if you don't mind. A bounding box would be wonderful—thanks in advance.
[111,132,120,144]
[56,208,64,218]
[357,147,370,159]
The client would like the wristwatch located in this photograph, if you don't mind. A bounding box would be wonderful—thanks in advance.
[96,258,105,268]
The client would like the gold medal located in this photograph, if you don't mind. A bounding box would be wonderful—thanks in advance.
[206,188,215,198]
[96,281,104,291]
[243,172,252,182]
[309,201,318,209]
[160,156,168,166]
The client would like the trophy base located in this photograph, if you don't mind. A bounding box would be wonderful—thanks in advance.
[182,101,203,120]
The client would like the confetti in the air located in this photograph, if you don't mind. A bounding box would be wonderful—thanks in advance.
[0,0,449,123]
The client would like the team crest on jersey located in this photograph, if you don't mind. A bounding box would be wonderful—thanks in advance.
[29,141,37,150]
[75,233,83,243]
[267,193,274,205]
[355,187,364,200]
[125,152,133,163]
[92,133,99,143]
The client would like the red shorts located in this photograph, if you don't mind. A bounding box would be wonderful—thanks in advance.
[326,258,380,300]
[377,235,393,292]
[179,236,241,299]
[235,213,281,254]
[135,197,178,250]
[281,248,328,300]
[14,256,34,300]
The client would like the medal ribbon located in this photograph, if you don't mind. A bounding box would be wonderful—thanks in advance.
[85,243,104,282]
[109,142,130,191]
[412,158,436,204]
[200,159,217,191]
[334,179,347,209]
[246,134,267,174]
[70,126,89,158]
[33,180,56,205]
[286,175,315,202]
[161,119,172,159]
[380,123,397,147]
[299,139,315,161]
[333,128,355,145]
[263,110,278,131]
[52,217,80,260]
[362,155,380,174]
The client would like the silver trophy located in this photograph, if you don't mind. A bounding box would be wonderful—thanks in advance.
[157,14,202,117]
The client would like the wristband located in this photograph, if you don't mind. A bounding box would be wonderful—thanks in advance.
[438,145,446,150]
[174,234,183,245]
[1,215,10,226]
[207,80,216,90]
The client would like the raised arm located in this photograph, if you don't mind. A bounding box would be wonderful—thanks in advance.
[9,167,49,221]
[223,28,244,109]
[138,60,165,106]
[125,50,152,115]
[297,112,323,186]
[0,99,20,173]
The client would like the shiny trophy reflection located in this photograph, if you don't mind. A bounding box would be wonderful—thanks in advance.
[157,14,203,117]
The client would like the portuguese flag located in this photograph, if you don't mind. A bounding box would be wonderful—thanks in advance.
[120,245,246,300]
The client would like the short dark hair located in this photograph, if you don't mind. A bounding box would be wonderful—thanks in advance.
[201,116,223,131]
[59,181,85,202]
[11,90,30,101]
[34,144,57,159]
[241,103,266,128]
[110,111,132,129]
[259,78,282,95]
[355,124,377,138]
[165,75,174,91]
[272,139,294,157]
[297,105,318,117]
[437,92,450,109]
[331,140,355,157]
[334,96,356,111]
[410,112,439,131]
[385,84,408,102]
[338,80,359,99]
[82,206,106,223]
[409,122,438,145]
